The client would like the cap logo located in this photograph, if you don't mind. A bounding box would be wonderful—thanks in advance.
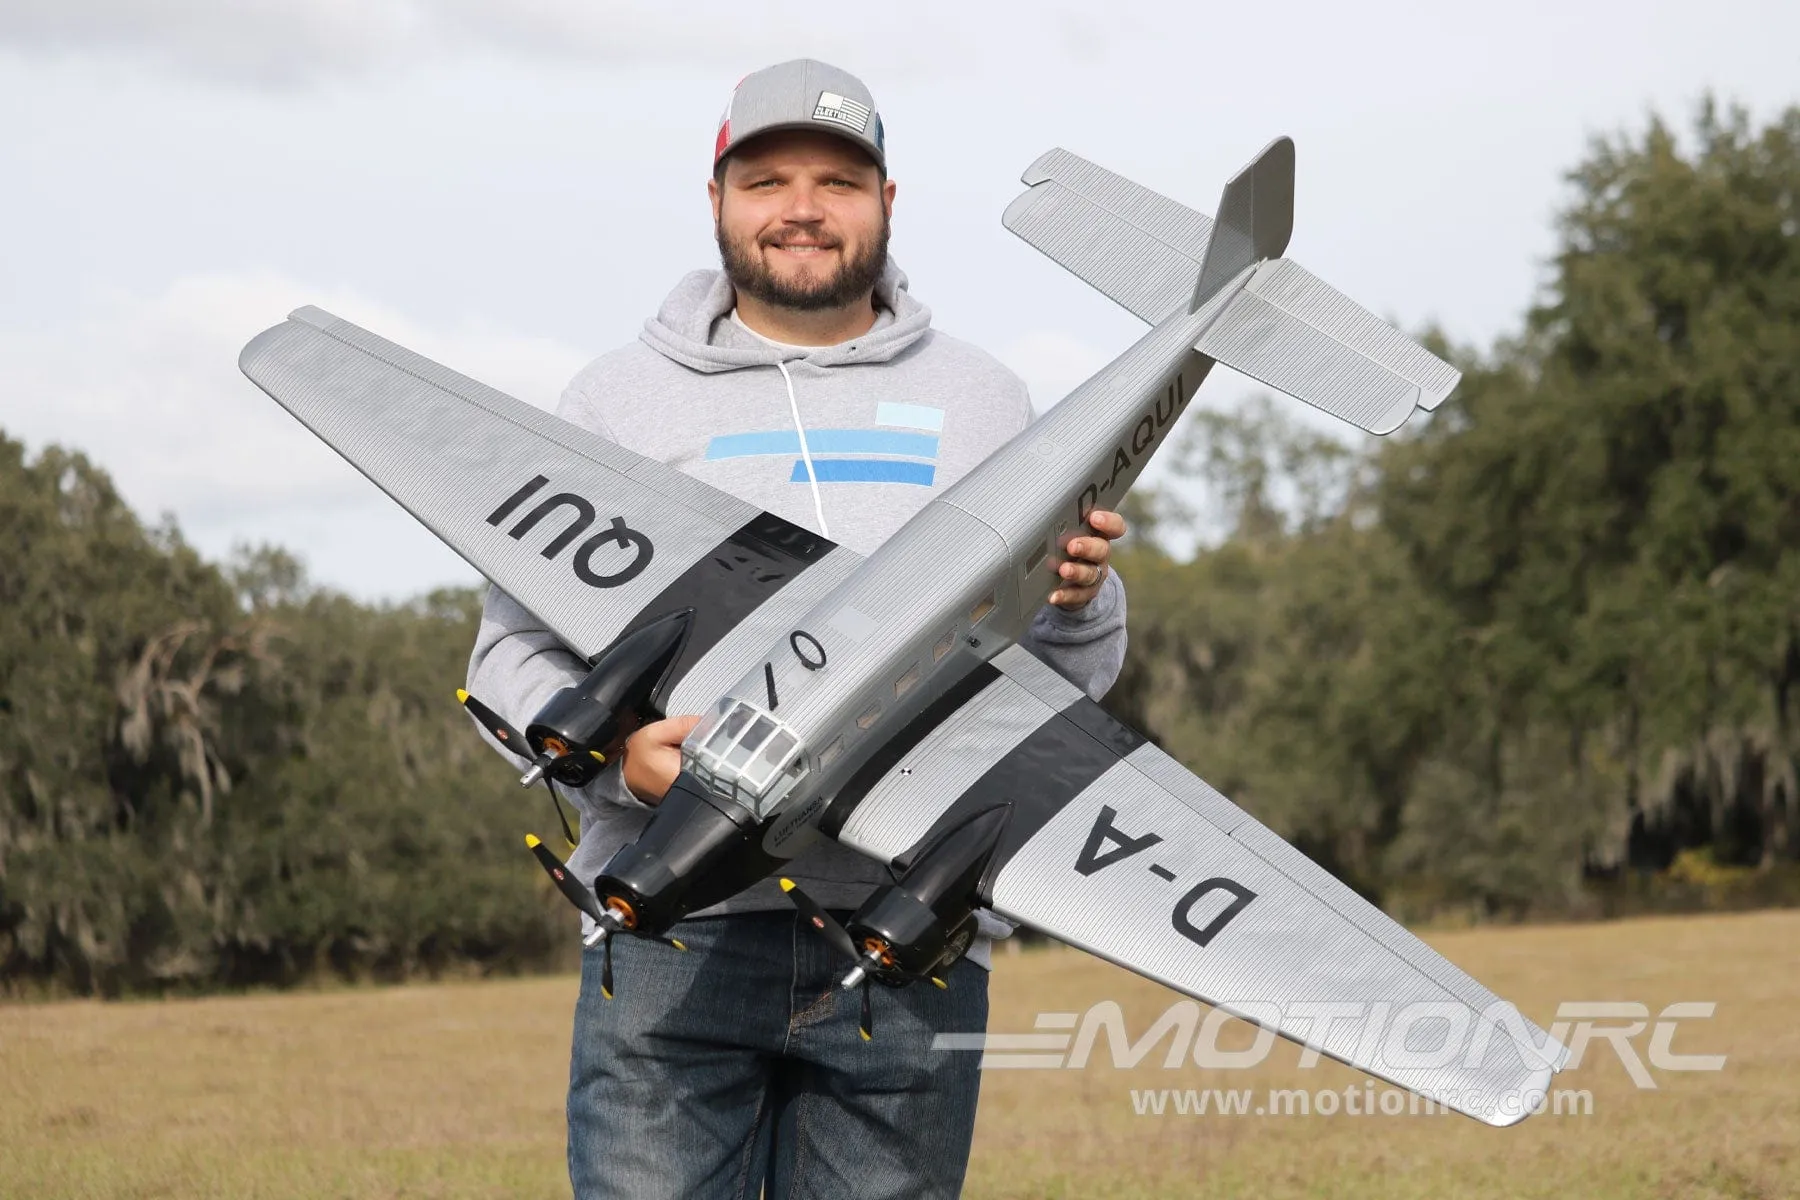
[812,91,872,134]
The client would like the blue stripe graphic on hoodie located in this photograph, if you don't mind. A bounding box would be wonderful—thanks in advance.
[705,407,946,486]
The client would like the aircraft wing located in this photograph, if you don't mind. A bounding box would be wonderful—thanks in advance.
[821,644,1566,1127]
[239,307,860,708]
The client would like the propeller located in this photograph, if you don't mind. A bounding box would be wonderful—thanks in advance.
[779,876,858,961]
[458,688,525,751]
[460,689,587,847]
[524,833,684,1002]
[526,833,605,925]
[780,878,949,1041]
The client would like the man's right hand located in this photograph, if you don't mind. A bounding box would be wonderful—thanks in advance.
[622,715,704,803]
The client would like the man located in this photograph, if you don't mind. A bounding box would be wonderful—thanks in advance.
[467,59,1129,1199]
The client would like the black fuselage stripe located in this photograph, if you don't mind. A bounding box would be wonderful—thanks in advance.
[1060,695,1148,757]
[818,661,1004,839]
[607,510,836,710]
[885,692,1137,901]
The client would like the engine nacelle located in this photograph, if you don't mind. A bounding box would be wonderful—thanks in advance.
[525,609,691,786]
[846,804,1008,983]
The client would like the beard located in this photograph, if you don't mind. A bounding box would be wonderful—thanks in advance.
[716,212,890,312]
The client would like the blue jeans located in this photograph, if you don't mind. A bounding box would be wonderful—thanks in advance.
[567,910,989,1199]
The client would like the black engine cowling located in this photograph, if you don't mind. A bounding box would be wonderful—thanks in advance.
[525,609,692,786]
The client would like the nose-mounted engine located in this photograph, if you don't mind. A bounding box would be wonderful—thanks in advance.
[464,609,705,1000]
[586,696,813,938]
[507,681,815,1005]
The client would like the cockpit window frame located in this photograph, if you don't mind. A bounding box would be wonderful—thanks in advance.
[684,697,810,817]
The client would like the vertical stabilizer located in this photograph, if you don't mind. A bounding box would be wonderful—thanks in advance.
[1190,137,1295,312]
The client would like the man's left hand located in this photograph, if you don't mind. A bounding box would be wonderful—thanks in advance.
[1048,509,1127,610]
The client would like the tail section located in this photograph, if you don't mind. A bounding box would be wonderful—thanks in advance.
[1003,138,1458,435]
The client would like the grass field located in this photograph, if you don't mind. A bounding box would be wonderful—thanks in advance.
[2,909,1793,1199]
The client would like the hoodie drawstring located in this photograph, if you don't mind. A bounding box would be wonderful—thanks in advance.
[776,359,832,539]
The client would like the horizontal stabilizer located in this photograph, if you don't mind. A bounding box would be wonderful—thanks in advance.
[1002,149,1213,324]
[1197,258,1461,435]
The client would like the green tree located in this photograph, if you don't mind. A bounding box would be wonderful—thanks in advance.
[0,432,562,995]
[1377,99,1800,888]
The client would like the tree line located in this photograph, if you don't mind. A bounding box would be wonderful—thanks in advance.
[0,452,556,995]
[2,100,1795,995]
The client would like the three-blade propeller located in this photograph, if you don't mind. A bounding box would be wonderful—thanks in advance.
[781,878,876,1040]
[475,677,681,1005]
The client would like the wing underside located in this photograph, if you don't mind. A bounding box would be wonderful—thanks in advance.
[239,307,857,692]
[825,646,1566,1127]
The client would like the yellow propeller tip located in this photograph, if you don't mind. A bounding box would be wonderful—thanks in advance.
[600,987,613,1001]
[930,977,948,990]
[455,689,470,703]
[778,878,796,892]
[590,750,606,763]
[858,1028,872,1042]
[524,833,541,848]
[670,939,687,952]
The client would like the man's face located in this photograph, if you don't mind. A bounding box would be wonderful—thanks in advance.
[710,130,896,312]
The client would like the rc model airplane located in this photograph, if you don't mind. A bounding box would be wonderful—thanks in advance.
[240,138,1569,1126]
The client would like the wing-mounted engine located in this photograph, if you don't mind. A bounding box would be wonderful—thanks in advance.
[845,804,1008,982]
[461,608,693,790]
[780,804,1008,1040]
[810,648,1569,1127]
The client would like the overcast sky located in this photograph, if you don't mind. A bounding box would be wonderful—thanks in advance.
[4,1,1797,601]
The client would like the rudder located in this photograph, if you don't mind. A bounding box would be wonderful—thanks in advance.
[1189,136,1295,312]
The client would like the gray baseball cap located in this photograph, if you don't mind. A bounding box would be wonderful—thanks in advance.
[713,59,886,172]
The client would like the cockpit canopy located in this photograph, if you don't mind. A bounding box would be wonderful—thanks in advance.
[683,698,809,817]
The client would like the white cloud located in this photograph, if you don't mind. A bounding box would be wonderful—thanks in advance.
[0,272,589,597]
[0,0,1049,87]
[0,0,419,86]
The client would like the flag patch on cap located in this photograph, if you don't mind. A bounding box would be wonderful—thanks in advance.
[813,91,872,134]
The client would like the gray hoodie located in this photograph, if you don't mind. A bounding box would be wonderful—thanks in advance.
[467,261,1127,965]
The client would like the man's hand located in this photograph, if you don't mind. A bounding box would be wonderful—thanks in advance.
[1048,509,1127,610]
[622,714,703,804]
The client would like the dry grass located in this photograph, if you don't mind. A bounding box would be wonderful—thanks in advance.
[964,909,1797,1200]
[2,910,1793,1199]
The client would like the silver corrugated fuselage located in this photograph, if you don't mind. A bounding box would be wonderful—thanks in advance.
[686,273,1253,841]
